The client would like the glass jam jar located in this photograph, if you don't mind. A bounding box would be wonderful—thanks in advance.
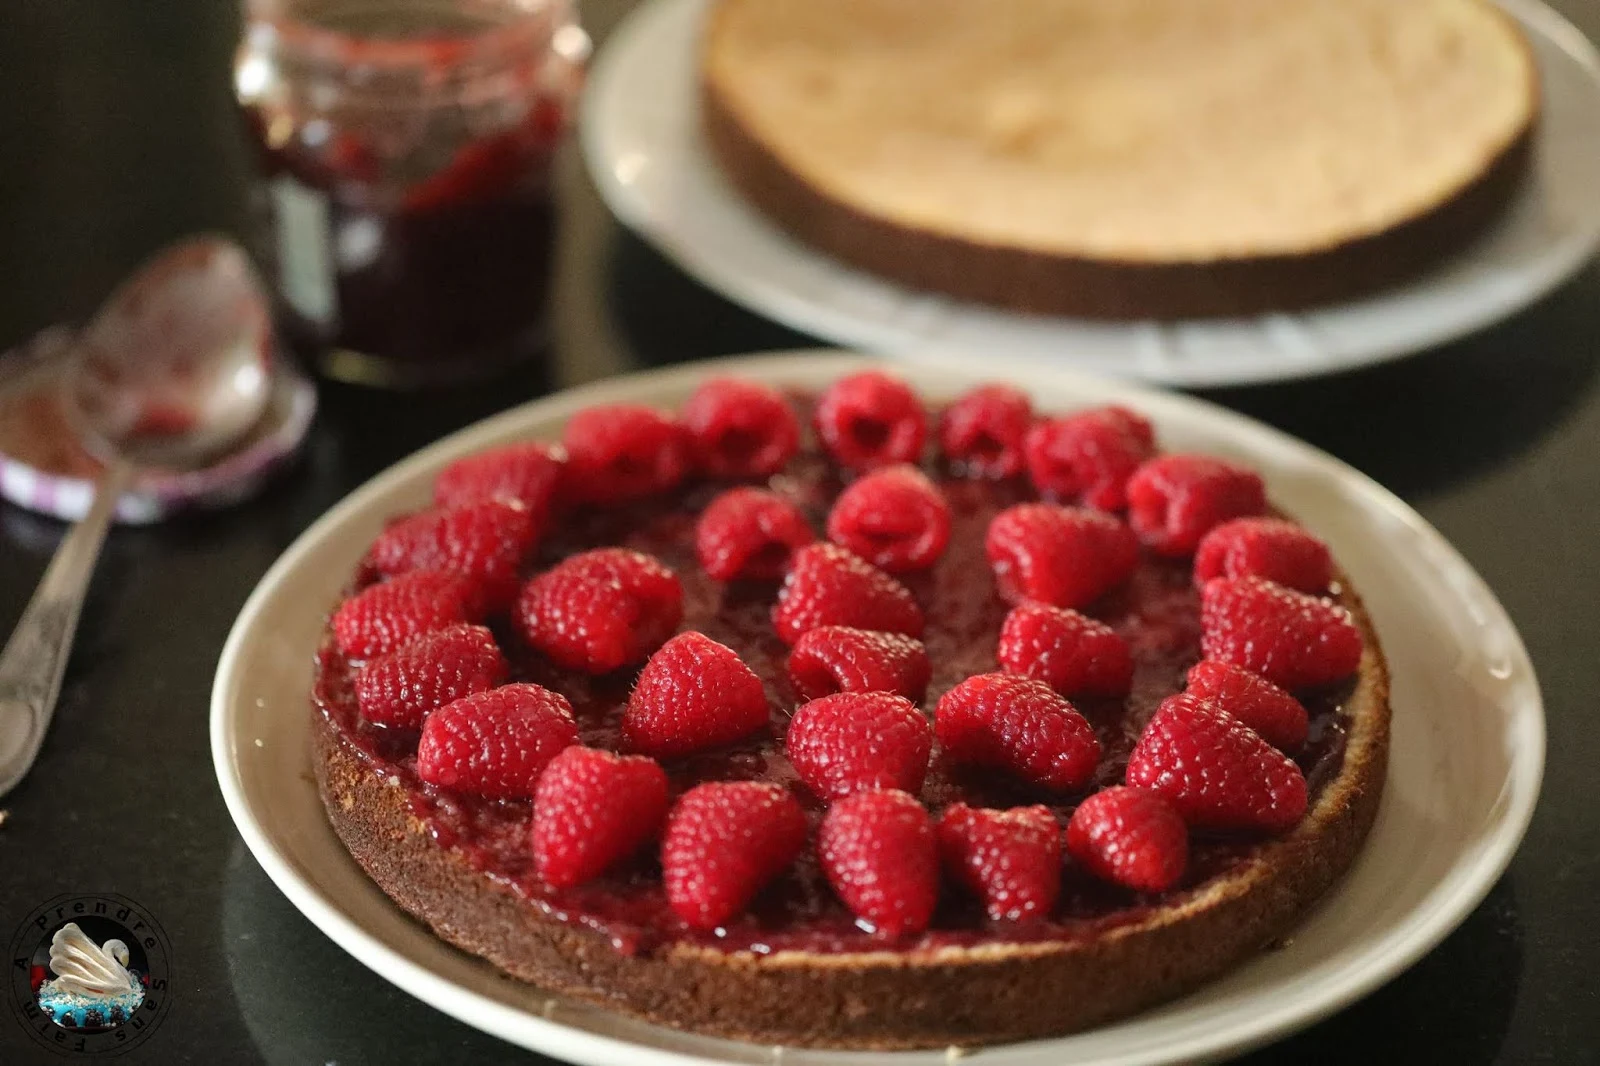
[235,0,587,387]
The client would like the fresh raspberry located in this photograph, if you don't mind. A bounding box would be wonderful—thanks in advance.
[1065,787,1188,893]
[681,376,801,479]
[1194,517,1334,593]
[812,370,927,469]
[333,571,480,659]
[562,404,690,504]
[516,548,683,674]
[1024,406,1156,510]
[1200,577,1362,690]
[1125,694,1307,833]
[785,692,932,800]
[1126,454,1266,557]
[415,683,579,798]
[817,789,939,939]
[934,673,1100,792]
[985,503,1138,609]
[695,487,815,581]
[772,544,924,645]
[1185,660,1309,751]
[826,465,952,573]
[937,803,1061,921]
[786,626,931,702]
[354,623,508,730]
[369,498,539,612]
[937,384,1033,479]
[622,632,770,758]
[433,441,564,520]
[997,602,1132,698]
[532,747,670,889]
[661,782,808,930]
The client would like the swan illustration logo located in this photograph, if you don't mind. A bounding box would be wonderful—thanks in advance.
[36,924,146,1029]
[9,894,172,1055]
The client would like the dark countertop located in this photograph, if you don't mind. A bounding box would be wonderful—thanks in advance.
[1,2,1597,1062]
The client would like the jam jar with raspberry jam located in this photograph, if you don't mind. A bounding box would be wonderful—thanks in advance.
[235,0,587,387]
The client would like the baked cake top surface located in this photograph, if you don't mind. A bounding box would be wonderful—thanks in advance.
[705,0,1536,261]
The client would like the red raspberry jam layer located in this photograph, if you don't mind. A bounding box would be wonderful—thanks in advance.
[314,449,1353,957]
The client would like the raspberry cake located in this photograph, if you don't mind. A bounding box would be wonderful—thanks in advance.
[311,371,1389,1048]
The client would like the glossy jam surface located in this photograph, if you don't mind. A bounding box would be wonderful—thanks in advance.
[314,440,1353,957]
[245,108,560,384]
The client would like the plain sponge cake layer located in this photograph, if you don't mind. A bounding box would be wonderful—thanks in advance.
[702,0,1539,317]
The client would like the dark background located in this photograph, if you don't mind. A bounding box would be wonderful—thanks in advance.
[1,1,1597,1062]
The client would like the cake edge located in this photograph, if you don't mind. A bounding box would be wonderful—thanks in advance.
[310,578,1391,1050]
[698,1,1538,320]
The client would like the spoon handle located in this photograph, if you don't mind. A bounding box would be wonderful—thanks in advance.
[0,462,131,798]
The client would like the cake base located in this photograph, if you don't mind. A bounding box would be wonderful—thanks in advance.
[703,82,1532,320]
[312,593,1388,1050]
[700,0,1536,316]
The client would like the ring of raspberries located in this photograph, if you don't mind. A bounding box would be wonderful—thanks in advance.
[325,370,1365,942]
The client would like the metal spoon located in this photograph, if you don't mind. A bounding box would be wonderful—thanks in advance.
[0,236,274,797]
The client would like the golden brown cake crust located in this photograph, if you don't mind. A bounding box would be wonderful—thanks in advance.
[699,0,1537,319]
[312,583,1390,1050]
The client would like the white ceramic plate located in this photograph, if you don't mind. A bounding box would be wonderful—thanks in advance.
[212,352,1544,1066]
[580,0,1600,388]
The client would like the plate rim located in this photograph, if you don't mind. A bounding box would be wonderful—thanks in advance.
[211,350,1546,1066]
[579,0,1600,388]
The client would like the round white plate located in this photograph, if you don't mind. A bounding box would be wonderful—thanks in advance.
[212,352,1544,1066]
[581,0,1600,388]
